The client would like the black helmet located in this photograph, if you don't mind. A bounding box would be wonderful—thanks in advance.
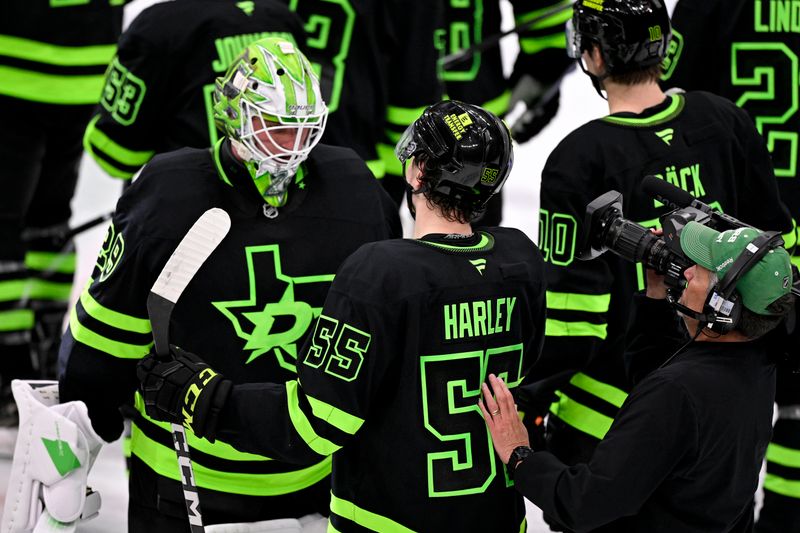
[567,0,671,75]
[394,100,513,210]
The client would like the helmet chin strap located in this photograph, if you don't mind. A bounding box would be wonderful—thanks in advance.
[578,60,609,100]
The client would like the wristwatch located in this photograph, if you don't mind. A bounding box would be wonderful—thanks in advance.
[508,445,534,479]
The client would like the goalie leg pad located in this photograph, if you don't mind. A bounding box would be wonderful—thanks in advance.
[0,380,106,533]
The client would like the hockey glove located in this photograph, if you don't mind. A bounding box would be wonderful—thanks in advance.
[508,74,560,144]
[137,346,232,442]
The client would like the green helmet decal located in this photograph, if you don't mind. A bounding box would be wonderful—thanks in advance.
[213,37,328,207]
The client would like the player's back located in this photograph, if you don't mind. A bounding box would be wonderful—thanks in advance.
[534,90,792,463]
[84,0,305,178]
[322,228,546,532]
[662,0,800,237]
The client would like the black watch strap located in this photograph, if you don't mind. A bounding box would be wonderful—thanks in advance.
[508,445,534,479]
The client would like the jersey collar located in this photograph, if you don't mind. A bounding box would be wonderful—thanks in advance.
[602,93,686,128]
[415,231,495,253]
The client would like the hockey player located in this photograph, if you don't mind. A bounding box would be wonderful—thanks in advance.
[136,100,548,532]
[661,3,800,529]
[482,223,794,530]
[0,0,126,453]
[522,3,793,529]
[58,37,400,530]
[287,0,443,184]
[83,0,305,180]
[438,0,574,225]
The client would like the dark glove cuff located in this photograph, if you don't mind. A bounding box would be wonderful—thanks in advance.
[195,377,233,442]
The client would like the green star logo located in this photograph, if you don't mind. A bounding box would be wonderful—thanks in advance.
[212,245,334,370]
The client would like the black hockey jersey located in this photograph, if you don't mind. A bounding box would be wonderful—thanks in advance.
[530,92,791,459]
[83,0,305,179]
[217,230,547,532]
[284,0,443,179]
[438,0,573,116]
[0,0,126,105]
[662,0,800,265]
[59,140,400,517]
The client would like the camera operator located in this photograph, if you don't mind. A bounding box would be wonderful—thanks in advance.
[481,221,794,532]
[661,2,800,528]
[524,0,794,498]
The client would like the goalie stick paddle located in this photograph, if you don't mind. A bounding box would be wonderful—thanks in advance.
[147,207,231,533]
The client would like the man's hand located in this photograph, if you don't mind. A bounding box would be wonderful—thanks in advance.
[137,346,232,442]
[478,374,530,465]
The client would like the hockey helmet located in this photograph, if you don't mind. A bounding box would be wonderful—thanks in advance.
[567,0,671,75]
[213,37,327,207]
[394,100,513,210]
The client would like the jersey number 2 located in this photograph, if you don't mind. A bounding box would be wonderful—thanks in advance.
[732,43,799,178]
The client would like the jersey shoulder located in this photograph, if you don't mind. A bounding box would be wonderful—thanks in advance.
[116,148,223,240]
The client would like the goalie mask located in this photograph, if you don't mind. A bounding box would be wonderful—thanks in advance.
[213,37,327,207]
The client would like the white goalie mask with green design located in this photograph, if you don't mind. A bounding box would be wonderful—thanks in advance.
[214,37,327,207]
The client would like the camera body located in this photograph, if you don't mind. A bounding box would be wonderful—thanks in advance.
[577,177,799,336]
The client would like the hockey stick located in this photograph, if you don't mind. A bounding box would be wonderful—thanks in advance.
[147,207,231,533]
[440,1,574,70]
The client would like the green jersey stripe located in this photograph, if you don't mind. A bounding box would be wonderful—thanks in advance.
[69,307,152,358]
[763,474,800,498]
[0,280,28,302]
[545,318,608,339]
[134,392,277,462]
[546,291,611,313]
[767,442,800,468]
[548,391,613,440]
[306,394,364,436]
[520,33,568,54]
[377,143,403,177]
[365,159,385,179]
[130,422,332,496]
[80,284,151,334]
[386,104,429,127]
[569,372,628,409]
[515,0,572,29]
[27,280,72,302]
[84,116,155,167]
[482,89,512,117]
[25,251,76,274]
[0,65,105,105]
[0,35,116,67]
[330,493,415,533]
[0,309,34,331]
[286,380,342,456]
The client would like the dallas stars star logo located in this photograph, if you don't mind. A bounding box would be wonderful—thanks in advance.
[212,245,334,371]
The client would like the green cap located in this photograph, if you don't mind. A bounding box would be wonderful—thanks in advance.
[679,221,792,315]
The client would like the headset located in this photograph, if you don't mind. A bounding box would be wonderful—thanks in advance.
[667,231,785,334]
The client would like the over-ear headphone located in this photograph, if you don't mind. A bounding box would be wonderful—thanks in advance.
[670,231,784,334]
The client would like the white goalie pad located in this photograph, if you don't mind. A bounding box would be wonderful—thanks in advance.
[0,380,106,533]
[205,513,327,533]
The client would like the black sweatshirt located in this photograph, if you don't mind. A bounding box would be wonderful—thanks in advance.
[515,293,776,532]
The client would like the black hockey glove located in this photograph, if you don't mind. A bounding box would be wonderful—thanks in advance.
[137,345,232,442]
[508,74,560,144]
